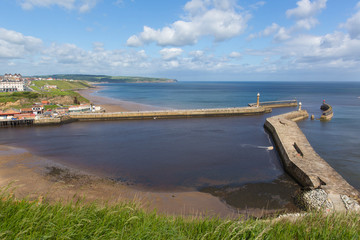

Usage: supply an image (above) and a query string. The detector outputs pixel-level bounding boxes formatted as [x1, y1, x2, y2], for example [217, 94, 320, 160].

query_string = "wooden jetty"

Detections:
[0, 119, 34, 127]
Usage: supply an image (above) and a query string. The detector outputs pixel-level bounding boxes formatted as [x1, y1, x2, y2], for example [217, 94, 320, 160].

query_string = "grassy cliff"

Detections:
[32, 74, 177, 83]
[0, 191, 359, 239]
[0, 80, 90, 110]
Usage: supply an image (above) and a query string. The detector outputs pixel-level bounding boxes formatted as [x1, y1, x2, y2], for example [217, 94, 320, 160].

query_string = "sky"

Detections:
[0, 0, 360, 81]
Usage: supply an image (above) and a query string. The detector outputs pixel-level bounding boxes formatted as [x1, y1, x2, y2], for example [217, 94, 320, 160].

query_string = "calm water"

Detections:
[95, 81, 360, 190]
[0, 81, 359, 211]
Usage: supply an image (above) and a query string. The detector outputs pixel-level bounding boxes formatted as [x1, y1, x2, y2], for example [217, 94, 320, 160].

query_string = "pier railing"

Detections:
[248, 99, 297, 108]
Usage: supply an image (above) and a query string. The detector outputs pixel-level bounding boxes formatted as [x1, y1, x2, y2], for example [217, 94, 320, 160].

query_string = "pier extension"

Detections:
[69, 107, 272, 121]
[265, 110, 360, 212]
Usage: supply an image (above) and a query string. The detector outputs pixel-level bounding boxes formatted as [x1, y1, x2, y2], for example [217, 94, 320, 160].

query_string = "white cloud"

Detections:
[286, 0, 327, 19]
[262, 23, 280, 37]
[341, 6, 360, 39]
[19, 0, 100, 12]
[0, 28, 42, 59]
[286, 0, 327, 30]
[127, 0, 249, 47]
[229, 51, 241, 58]
[249, 0, 327, 42]
[249, 1, 265, 10]
[160, 48, 183, 60]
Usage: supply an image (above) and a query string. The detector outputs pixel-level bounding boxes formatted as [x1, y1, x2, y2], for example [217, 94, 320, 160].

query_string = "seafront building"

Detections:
[0, 73, 26, 92]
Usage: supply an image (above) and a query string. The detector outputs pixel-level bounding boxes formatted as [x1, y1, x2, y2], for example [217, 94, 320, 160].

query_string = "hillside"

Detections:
[32, 74, 177, 83]
[0, 80, 91, 110]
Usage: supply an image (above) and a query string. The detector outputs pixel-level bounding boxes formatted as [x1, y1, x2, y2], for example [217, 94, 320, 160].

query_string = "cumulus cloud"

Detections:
[19, 0, 99, 12]
[249, 0, 327, 42]
[127, 0, 249, 47]
[0, 28, 42, 59]
[159, 48, 183, 60]
[286, 0, 327, 19]
[341, 5, 360, 39]
[286, 0, 327, 30]
[229, 51, 242, 58]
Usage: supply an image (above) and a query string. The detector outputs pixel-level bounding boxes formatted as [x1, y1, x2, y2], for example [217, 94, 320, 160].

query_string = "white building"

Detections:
[0, 73, 26, 92]
[0, 81, 25, 92]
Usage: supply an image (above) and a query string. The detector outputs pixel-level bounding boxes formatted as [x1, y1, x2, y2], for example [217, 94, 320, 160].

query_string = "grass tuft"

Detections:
[0, 189, 359, 239]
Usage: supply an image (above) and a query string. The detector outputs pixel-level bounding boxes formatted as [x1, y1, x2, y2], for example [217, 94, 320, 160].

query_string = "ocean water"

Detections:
[0, 81, 359, 211]
[95, 81, 360, 190]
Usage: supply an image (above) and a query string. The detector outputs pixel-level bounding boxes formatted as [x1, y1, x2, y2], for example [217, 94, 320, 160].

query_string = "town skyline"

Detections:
[1, 0, 360, 81]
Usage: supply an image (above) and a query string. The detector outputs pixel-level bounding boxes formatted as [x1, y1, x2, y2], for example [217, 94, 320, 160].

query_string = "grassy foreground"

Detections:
[0, 191, 359, 239]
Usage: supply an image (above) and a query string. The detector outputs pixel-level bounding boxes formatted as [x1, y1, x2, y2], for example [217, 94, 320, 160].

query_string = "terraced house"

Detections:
[0, 73, 26, 92]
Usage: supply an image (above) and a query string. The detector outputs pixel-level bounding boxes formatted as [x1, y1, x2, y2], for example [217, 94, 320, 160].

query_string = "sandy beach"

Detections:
[0, 85, 298, 219]
[78, 86, 169, 112]
[0, 145, 250, 218]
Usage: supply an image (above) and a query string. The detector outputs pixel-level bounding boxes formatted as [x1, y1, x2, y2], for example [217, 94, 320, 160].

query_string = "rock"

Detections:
[299, 189, 333, 212]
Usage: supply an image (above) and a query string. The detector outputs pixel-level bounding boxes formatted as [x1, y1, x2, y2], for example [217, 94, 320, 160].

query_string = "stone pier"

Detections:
[265, 110, 360, 212]
[69, 106, 272, 121]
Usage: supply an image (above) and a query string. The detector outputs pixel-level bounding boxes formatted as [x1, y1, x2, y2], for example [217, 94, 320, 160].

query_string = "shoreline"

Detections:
[77, 85, 170, 113]
[0, 143, 299, 219]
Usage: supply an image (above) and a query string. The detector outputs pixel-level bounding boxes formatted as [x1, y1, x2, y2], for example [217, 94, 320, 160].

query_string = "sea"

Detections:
[0, 81, 359, 211]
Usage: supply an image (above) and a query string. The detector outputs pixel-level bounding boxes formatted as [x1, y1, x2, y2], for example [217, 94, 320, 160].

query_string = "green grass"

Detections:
[32, 74, 177, 83]
[0, 92, 41, 103]
[31, 80, 91, 90]
[0, 190, 359, 239]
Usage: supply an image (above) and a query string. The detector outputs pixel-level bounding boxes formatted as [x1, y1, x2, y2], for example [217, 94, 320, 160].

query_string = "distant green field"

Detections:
[31, 80, 91, 90]
[32, 74, 177, 83]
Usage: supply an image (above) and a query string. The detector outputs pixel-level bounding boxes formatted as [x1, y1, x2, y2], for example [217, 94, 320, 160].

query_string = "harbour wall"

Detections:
[265, 110, 360, 212]
[69, 106, 272, 121]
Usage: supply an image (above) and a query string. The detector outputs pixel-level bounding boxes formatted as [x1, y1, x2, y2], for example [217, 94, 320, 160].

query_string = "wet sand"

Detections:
[0, 145, 241, 218]
[0, 144, 299, 219]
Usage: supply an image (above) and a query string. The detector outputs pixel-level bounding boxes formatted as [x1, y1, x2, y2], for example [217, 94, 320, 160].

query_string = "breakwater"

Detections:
[265, 110, 360, 212]
[69, 106, 272, 121]
[248, 99, 298, 108]
[0, 119, 34, 127]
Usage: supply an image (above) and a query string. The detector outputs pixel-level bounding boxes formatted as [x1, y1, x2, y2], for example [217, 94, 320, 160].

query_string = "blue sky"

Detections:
[0, 0, 360, 81]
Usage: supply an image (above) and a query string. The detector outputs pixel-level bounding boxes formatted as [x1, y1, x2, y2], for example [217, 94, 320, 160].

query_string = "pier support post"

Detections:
[256, 93, 260, 107]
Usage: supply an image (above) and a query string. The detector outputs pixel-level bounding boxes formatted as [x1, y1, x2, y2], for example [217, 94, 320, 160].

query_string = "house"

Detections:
[55, 107, 69, 114]
[41, 100, 50, 105]
[20, 108, 33, 114]
[0, 109, 21, 119]
[32, 105, 44, 115]
[44, 85, 58, 89]
[14, 113, 35, 120]
[68, 104, 92, 112]
[0, 73, 26, 92]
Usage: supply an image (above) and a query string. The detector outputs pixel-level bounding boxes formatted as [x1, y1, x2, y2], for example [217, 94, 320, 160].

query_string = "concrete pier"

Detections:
[69, 106, 272, 121]
[34, 116, 76, 125]
[265, 110, 360, 212]
[248, 99, 298, 108]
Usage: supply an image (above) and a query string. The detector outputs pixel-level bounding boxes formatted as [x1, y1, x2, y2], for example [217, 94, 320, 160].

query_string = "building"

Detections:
[32, 105, 44, 115]
[44, 85, 58, 89]
[0, 73, 26, 92]
[68, 104, 92, 112]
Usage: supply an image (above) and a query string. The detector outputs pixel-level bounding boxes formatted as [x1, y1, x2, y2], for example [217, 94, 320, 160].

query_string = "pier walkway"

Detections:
[265, 110, 360, 212]
[248, 99, 298, 108]
[69, 106, 272, 121]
